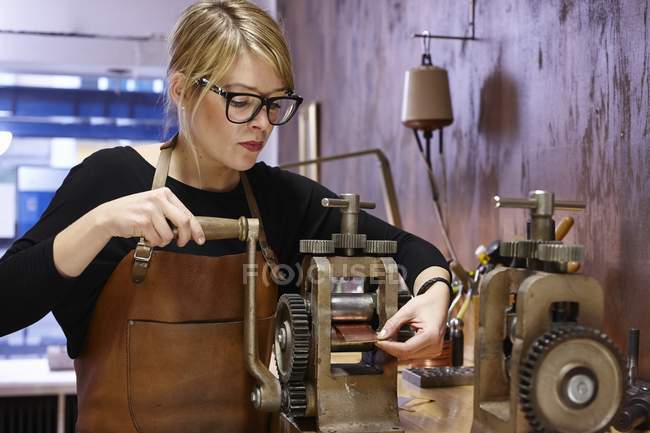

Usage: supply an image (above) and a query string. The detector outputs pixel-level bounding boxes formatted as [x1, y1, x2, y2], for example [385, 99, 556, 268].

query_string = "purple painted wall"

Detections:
[277, 0, 650, 376]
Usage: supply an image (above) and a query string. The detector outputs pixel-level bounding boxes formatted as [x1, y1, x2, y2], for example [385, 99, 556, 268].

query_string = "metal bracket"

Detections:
[412, 0, 476, 42]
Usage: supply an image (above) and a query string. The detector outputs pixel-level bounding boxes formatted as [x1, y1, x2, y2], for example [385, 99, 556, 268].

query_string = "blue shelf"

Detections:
[0, 86, 173, 140]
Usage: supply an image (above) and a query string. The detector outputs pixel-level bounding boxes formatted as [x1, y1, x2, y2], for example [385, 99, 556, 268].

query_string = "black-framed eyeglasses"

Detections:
[196, 78, 303, 126]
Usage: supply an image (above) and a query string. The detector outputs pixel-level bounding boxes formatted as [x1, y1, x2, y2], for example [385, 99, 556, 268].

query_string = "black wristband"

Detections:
[416, 277, 452, 299]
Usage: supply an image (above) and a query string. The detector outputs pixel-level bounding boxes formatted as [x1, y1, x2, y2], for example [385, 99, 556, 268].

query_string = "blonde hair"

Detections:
[165, 0, 294, 133]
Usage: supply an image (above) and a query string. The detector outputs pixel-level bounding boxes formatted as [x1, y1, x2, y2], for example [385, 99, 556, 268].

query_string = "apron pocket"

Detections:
[127, 318, 274, 433]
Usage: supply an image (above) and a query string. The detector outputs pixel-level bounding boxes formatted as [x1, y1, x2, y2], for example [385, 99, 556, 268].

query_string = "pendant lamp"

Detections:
[401, 56, 453, 131]
[401, 31, 457, 262]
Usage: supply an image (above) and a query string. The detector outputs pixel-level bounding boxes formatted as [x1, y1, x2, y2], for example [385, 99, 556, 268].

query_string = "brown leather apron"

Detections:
[74, 140, 279, 433]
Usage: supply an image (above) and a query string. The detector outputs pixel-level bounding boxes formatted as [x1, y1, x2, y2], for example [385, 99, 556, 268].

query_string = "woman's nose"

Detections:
[248, 105, 272, 130]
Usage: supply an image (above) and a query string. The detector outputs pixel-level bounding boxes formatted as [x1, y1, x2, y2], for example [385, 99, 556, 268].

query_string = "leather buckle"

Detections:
[133, 242, 153, 263]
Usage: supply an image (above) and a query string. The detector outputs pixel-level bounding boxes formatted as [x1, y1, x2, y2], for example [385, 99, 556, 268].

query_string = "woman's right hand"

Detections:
[94, 187, 205, 248]
[54, 187, 205, 279]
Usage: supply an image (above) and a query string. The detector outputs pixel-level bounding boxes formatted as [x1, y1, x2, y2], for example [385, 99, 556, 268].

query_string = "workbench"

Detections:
[396, 375, 473, 433]
[1, 358, 639, 433]
[394, 370, 643, 433]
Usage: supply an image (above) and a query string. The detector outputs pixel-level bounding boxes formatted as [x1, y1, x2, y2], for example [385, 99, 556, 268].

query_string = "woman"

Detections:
[0, 1, 451, 431]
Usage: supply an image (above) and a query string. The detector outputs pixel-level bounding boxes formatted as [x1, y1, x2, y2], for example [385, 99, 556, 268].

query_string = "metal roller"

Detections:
[331, 293, 375, 322]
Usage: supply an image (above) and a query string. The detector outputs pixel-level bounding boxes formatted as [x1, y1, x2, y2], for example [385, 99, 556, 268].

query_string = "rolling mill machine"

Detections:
[273, 193, 404, 433]
[471, 190, 626, 433]
[205, 191, 405, 433]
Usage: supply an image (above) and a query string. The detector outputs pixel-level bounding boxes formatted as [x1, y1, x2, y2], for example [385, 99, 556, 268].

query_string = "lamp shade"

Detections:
[401, 65, 453, 130]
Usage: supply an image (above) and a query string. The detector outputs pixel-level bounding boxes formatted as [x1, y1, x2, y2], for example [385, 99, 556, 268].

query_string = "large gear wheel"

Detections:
[500, 240, 563, 260]
[274, 294, 310, 384]
[299, 239, 335, 255]
[537, 243, 585, 262]
[332, 233, 366, 249]
[364, 240, 398, 255]
[519, 326, 625, 433]
[500, 241, 517, 258]
[281, 382, 307, 417]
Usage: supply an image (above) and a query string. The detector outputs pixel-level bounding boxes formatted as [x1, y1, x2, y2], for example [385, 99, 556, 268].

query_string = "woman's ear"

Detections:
[168, 72, 186, 108]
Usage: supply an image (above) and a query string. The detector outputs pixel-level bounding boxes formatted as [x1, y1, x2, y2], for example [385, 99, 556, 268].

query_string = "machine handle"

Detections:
[322, 194, 376, 239]
[172, 216, 248, 241]
[494, 197, 537, 209]
[494, 194, 586, 213]
[555, 201, 587, 211]
[243, 228, 281, 412]
[171, 216, 281, 411]
[322, 197, 376, 210]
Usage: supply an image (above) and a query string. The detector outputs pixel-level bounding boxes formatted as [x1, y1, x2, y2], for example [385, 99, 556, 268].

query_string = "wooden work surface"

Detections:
[395, 372, 643, 433]
[296, 353, 476, 433]
[396, 374, 474, 433]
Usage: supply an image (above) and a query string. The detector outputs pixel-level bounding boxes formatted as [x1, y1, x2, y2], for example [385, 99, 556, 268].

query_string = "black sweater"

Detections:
[0, 146, 448, 357]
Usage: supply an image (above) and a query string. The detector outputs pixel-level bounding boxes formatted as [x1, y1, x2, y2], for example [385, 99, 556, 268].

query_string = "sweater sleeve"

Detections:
[274, 168, 449, 294]
[0, 149, 125, 336]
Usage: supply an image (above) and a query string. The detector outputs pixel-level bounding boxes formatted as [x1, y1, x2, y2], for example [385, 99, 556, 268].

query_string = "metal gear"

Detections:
[332, 233, 366, 249]
[500, 241, 517, 257]
[299, 239, 335, 255]
[274, 294, 310, 384]
[515, 240, 540, 259]
[364, 240, 397, 255]
[537, 243, 585, 262]
[500, 240, 567, 260]
[519, 326, 625, 433]
[281, 382, 307, 418]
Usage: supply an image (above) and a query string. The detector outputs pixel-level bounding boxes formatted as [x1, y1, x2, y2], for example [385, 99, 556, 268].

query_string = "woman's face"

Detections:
[185, 51, 286, 171]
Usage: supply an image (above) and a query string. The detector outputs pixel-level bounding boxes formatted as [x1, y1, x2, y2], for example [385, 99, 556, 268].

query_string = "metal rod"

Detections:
[424, 130, 432, 168]
[412, 0, 476, 42]
[412, 34, 474, 41]
[413, 130, 459, 263]
[413, 129, 424, 154]
[298, 102, 321, 181]
[280, 149, 403, 229]
[555, 201, 587, 211]
[494, 197, 537, 209]
[628, 328, 640, 387]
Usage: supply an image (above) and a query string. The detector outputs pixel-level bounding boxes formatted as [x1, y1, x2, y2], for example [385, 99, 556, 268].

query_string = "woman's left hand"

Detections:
[374, 282, 449, 361]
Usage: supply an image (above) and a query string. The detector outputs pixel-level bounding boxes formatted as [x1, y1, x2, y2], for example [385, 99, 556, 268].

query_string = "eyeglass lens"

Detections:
[228, 94, 298, 125]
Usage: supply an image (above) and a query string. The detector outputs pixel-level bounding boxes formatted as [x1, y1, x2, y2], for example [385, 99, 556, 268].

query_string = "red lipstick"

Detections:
[239, 141, 264, 152]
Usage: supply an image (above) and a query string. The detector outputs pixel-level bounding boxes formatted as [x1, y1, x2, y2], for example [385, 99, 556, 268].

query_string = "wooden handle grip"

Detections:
[172, 216, 245, 241]
[555, 216, 575, 241]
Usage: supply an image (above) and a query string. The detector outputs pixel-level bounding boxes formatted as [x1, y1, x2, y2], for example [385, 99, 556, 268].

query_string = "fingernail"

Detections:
[377, 329, 387, 339]
[198, 236, 205, 245]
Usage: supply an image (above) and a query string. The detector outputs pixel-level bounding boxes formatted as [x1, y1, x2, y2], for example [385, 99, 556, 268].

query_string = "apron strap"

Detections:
[131, 134, 281, 283]
[132, 135, 176, 283]
[240, 172, 284, 282]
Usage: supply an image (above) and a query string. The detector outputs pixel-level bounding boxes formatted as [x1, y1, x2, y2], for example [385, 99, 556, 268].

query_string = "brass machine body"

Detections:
[471, 191, 625, 433]
[279, 193, 404, 433]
